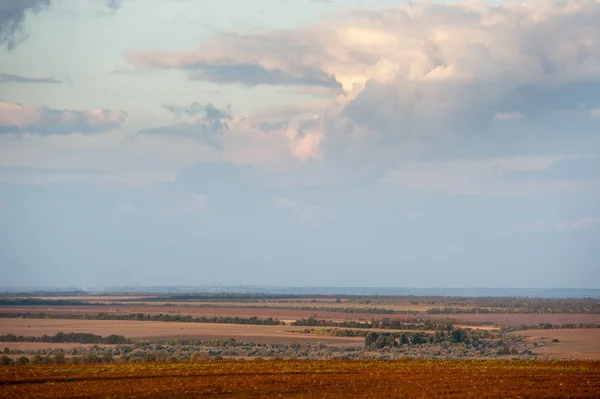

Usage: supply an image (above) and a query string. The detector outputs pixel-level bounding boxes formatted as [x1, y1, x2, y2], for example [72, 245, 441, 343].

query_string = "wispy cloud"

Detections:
[0, 73, 61, 84]
[0, 0, 51, 50]
[0, 101, 127, 135]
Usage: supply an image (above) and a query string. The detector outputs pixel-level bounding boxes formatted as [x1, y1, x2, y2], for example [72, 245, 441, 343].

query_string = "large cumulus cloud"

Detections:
[126, 0, 600, 147]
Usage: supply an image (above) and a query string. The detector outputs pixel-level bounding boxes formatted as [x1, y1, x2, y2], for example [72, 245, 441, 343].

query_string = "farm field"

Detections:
[4, 305, 600, 326]
[0, 318, 364, 346]
[509, 329, 600, 360]
[0, 305, 388, 321]
[1, 360, 599, 398]
[424, 313, 600, 327]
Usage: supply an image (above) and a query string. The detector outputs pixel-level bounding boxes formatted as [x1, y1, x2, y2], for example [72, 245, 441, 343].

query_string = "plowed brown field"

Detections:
[1, 360, 599, 398]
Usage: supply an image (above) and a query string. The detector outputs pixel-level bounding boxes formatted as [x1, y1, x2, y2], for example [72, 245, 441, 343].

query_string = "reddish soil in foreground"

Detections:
[1, 360, 599, 398]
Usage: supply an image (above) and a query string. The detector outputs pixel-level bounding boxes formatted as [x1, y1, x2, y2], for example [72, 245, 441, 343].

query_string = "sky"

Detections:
[0, 0, 599, 289]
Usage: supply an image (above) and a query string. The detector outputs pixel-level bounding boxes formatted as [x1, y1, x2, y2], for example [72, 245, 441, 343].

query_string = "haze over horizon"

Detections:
[1, 0, 599, 289]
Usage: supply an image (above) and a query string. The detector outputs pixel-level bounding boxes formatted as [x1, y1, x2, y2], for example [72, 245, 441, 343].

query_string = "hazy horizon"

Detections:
[1, 0, 599, 289]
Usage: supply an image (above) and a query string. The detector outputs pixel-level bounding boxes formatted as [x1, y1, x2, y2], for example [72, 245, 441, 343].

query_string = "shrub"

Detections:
[0, 355, 14, 365]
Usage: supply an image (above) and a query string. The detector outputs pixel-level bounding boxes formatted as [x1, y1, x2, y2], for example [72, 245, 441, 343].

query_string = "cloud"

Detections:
[142, 102, 324, 167]
[123, 0, 600, 164]
[591, 109, 600, 118]
[143, 103, 232, 147]
[126, 1, 600, 93]
[0, 129, 218, 185]
[104, 0, 123, 11]
[382, 155, 599, 196]
[0, 101, 127, 134]
[0, 73, 61, 84]
[163, 102, 232, 122]
[0, 0, 51, 50]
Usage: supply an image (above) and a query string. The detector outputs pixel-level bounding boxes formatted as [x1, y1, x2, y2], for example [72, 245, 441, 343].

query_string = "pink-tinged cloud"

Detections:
[0, 101, 127, 134]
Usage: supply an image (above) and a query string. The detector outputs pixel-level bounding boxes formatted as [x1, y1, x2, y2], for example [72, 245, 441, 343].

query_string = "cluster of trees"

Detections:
[292, 317, 455, 331]
[364, 328, 488, 350]
[0, 332, 130, 344]
[0, 312, 283, 326]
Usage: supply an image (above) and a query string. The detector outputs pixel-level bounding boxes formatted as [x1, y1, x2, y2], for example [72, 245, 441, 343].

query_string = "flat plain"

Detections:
[0, 318, 364, 346]
[1, 360, 599, 398]
[3, 305, 600, 326]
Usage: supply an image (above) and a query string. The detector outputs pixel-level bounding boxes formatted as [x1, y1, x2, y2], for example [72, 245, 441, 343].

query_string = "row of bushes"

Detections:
[0, 332, 130, 344]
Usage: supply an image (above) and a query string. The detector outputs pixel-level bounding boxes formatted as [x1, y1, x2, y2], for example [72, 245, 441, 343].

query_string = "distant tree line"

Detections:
[512, 323, 600, 331]
[0, 332, 130, 344]
[350, 296, 600, 314]
[0, 299, 111, 306]
[0, 312, 284, 326]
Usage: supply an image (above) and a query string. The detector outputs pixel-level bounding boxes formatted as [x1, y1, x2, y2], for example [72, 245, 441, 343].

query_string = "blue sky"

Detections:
[1, 0, 599, 289]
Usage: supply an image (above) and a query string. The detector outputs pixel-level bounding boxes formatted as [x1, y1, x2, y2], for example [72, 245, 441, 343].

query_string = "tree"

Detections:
[16, 357, 29, 365]
[0, 355, 13, 365]
[399, 333, 408, 346]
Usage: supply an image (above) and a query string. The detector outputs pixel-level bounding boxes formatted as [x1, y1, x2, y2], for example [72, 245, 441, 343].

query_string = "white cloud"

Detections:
[123, 0, 600, 167]
[590, 109, 600, 118]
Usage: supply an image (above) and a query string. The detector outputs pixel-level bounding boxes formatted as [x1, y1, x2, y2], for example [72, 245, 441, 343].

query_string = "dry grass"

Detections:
[509, 329, 600, 360]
